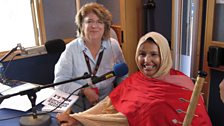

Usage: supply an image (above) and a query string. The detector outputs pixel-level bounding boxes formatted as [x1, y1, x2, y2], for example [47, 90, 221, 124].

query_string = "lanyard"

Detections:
[83, 50, 104, 76]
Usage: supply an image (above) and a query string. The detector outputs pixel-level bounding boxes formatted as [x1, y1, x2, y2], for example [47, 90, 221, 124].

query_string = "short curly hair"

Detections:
[75, 2, 112, 40]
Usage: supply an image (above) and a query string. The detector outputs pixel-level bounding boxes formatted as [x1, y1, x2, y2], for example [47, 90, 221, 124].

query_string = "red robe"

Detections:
[109, 70, 212, 126]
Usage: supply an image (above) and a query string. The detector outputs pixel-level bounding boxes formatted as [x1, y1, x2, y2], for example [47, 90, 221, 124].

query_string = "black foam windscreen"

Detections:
[45, 39, 66, 54]
[207, 46, 222, 67]
[221, 48, 224, 65]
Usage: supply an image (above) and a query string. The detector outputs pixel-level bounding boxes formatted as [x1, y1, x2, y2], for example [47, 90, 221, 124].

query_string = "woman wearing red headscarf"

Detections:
[57, 32, 212, 126]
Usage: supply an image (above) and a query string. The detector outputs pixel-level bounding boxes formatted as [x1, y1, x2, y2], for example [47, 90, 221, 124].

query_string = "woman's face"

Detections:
[137, 41, 161, 77]
[82, 12, 105, 41]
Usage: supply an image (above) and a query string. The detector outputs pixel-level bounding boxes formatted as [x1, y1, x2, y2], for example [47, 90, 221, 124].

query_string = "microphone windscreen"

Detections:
[45, 39, 66, 54]
[113, 63, 128, 77]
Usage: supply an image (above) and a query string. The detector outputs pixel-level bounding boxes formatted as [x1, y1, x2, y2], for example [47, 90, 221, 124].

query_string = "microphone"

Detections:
[0, 44, 21, 62]
[0, 72, 92, 126]
[20, 39, 66, 55]
[0, 63, 127, 125]
[91, 62, 128, 84]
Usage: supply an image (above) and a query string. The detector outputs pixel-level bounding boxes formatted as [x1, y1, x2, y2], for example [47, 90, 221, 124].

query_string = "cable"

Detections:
[0, 72, 91, 122]
[0, 85, 84, 122]
[46, 86, 82, 113]
[3, 53, 20, 76]
[0, 53, 21, 94]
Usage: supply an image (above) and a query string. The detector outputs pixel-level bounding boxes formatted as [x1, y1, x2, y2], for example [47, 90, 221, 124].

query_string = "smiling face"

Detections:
[82, 12, 105, 42]
[136, 32, 173, 78]
[136, 40, 161, 77]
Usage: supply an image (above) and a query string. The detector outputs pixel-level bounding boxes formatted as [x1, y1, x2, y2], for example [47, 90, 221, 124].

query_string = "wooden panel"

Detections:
[120, 0, 143, 74]
[111, 25, 122, 46]
[203, 0, 224, 107]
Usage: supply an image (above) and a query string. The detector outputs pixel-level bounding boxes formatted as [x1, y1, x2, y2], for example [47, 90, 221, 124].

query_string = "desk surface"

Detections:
[0, 80, 60, 125]
[0, 80, 64, 126]
[0, 108, 59, 126]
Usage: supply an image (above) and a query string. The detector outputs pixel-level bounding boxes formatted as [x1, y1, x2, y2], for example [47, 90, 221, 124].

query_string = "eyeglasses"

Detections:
[83, 19, 104, 26]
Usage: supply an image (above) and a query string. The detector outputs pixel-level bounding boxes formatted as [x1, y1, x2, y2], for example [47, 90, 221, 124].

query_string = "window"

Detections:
[0, 0, 36, 52]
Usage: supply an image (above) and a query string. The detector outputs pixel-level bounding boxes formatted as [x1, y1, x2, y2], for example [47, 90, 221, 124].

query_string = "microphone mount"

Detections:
[0, 72, 91, 126]
[0, 43, 22, 62]
[144, 0, 156, 9]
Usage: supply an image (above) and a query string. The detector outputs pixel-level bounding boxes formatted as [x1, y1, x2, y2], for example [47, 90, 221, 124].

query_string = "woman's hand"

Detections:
[83, 87, 99, 105]
[56, 112, 79, 126]
[219, 79, 224, 103]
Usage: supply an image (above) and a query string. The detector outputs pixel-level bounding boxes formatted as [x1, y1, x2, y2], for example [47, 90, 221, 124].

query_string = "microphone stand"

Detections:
[143, 0, 156, 33]
[0, 73, 91, 126]
[0, 44, 21, 84]
[0, 44, 21, 62]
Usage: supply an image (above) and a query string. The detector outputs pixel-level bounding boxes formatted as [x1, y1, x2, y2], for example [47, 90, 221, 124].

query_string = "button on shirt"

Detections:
[54, 37, 126, 100]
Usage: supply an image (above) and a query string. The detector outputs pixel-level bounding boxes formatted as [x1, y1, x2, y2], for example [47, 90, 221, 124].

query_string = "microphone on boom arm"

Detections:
[0, 63, 128, 126]
[0, 39, 66, 62]
[19, 39, 66, 55]
[0, 43, 21, 62]
[82, 62, 128, 88]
